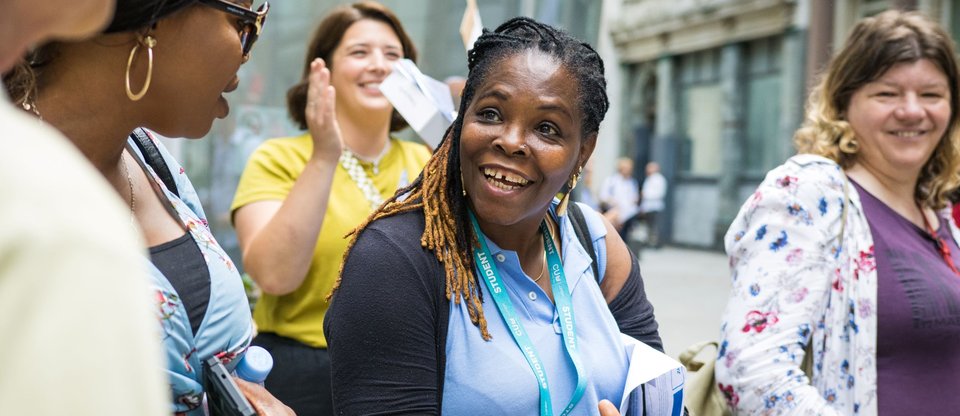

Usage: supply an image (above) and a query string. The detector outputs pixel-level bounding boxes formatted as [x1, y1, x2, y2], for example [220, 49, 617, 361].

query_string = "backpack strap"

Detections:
[567, 202, 602, 283]
[129, 128, 179, 198]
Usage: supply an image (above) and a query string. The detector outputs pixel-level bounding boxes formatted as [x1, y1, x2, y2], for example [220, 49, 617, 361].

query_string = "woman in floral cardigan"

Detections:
[717, 10, 960, 415]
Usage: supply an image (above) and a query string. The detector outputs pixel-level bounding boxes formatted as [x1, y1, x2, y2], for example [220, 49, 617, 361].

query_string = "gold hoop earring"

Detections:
[556, 166, 583, 217]
[125, 35, 157, 101]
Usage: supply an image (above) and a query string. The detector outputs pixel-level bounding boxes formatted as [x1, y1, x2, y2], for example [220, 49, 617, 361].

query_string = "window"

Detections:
[678, 48, 722, 175]
[744, 36, 783, 173]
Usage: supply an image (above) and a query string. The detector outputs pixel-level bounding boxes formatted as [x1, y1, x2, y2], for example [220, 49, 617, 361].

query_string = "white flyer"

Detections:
[618, 333, 685, 416]
[379, 59, 455, 148]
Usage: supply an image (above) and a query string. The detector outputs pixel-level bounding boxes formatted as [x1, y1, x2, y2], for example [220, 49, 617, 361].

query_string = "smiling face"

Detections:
[329, 18, 403, 122]
[459, 50, 596, 230]
[846, 59, 952, 179]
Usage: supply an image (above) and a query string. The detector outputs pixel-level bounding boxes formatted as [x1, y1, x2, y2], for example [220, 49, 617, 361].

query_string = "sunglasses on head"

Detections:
[197, 0, 270, 58]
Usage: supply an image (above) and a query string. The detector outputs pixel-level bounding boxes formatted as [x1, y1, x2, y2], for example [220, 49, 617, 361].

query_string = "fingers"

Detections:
[598, 399, 621, 416]
[305, 58, 343, 160]
[305, 58, 331, 124]
[324, 84, 336, 126]
[233, 378, 297, 416]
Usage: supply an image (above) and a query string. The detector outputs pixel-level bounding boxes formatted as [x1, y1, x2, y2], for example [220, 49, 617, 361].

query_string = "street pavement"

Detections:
[637, 246, 731, 359]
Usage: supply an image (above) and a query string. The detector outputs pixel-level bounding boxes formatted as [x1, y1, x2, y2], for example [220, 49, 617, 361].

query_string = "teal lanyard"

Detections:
[469, 212, 587, 416]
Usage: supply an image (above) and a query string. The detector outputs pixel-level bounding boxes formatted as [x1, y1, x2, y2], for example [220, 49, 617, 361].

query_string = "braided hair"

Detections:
[332, 16, 609, 340]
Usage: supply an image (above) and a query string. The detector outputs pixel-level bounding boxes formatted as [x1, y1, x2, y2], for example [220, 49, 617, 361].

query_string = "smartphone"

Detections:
[202, 356, 257, 416]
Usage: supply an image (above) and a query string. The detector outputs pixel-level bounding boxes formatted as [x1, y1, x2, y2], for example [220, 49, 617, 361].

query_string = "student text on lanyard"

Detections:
[469, 212, 587, 416]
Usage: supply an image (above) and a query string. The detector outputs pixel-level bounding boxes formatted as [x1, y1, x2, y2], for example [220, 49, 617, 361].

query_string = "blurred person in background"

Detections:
[3, 0, 297, 414]
[600, 157, 640, 234]
[231, 1, 430, 414]
[325, 17, 661, 415]
[0, 0, 167, 414]
[717, 10, 960, 415]
[637, 161, 666, 248]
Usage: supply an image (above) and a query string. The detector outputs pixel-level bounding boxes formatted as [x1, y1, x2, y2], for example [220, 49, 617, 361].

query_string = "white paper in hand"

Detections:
[618, 333, 685, 416]
[379, 59, 455, 148]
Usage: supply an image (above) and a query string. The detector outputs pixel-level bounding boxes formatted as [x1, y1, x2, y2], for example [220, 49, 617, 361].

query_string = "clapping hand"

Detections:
[304, 58, 342, 162]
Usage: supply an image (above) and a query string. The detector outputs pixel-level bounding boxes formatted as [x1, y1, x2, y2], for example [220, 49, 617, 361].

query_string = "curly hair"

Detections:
[331, 16, 608, 340]
[794, 10, 960, 208]
[285, 1, 417, 132]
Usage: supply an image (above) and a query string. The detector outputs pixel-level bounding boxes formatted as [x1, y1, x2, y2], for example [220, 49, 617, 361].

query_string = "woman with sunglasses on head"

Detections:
[230, 2, 428, 414]
[3, 1, 302, 414]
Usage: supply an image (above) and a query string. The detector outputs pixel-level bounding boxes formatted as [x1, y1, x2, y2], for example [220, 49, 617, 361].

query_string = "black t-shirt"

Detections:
[150, 233, 210, 336]
[324, 209, 661, 414]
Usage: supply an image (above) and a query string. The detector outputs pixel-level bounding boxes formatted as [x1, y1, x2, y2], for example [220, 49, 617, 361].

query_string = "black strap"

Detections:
[567, 202, 602, 282]
[130, 128, 179, 198]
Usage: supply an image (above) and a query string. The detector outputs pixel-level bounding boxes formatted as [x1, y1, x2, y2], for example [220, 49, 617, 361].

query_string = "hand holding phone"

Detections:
[203, 356, 257, 416]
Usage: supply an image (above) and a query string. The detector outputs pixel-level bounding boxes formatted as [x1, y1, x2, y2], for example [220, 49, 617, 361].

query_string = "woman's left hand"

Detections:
[234, 378, 297, 415]
[599, 399, 621, 416]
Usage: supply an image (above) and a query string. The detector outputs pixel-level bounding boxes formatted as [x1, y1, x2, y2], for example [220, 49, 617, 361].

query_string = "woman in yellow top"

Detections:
[231, 2, 430, 414]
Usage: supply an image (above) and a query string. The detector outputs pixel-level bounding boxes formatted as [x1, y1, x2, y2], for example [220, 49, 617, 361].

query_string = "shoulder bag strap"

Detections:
[130, 128, 179, 198]
[567, 203, 602, 283]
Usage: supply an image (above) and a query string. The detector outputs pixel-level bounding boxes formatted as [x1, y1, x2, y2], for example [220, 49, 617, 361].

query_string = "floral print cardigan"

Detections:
[716, 154, 960, 415]
[129, 131, 254, 415]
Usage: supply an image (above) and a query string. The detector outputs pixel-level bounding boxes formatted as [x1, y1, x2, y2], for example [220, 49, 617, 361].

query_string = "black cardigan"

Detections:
[324, 209, 662, 415]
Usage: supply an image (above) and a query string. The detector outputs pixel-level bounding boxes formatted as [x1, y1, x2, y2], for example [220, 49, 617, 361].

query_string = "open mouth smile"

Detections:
[481, 167, 531, 191]
[889, 130, 926, 138]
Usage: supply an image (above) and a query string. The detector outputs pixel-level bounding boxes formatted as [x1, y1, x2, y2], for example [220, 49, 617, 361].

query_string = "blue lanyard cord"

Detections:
[541, 221, 588, 415]
[468, 212, 586, 416]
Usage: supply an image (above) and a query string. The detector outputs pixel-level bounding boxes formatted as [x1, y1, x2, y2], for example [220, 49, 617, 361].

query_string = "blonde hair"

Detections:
[794, 10, 960, 208]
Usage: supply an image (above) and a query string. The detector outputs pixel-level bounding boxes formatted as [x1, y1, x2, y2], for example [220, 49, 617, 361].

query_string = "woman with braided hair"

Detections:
[325, 17, 662, 415]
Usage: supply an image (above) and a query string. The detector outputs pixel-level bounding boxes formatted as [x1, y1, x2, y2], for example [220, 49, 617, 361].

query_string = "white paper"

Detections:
[379, 59, 455, 148]
[459, 0, 483, 51]
[618, 333, 685, 416]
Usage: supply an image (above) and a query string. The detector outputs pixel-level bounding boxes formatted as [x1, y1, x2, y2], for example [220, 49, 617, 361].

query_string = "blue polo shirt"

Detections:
[442, 209, 629, 415]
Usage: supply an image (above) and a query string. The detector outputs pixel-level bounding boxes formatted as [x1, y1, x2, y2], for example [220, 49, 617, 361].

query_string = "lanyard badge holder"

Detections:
[469, 212, 587, 415]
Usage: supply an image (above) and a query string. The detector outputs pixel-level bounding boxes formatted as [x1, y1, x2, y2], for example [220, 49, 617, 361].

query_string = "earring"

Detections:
[125, 35, 157, 101]
[555, 166, 583, 217]
[460, 170, 467, 197]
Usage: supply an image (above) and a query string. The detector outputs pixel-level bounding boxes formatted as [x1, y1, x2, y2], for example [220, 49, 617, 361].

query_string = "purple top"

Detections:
[853, 179, 960, 414]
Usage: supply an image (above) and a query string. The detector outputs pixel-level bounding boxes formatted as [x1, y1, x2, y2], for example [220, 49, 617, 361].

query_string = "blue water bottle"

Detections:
[235, 346, 273, 386]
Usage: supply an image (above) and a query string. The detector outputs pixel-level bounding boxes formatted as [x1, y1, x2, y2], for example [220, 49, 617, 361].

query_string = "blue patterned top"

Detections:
[129, 131, 254, 414]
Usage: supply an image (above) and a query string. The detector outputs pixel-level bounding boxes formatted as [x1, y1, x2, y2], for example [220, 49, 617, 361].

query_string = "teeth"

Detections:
[482, 167, 530, 186]
[489, 179, 519, 191]
[893, 131, 922, 137]
[362, 83, 380, 88]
